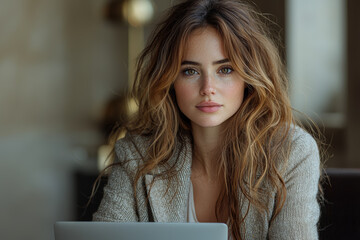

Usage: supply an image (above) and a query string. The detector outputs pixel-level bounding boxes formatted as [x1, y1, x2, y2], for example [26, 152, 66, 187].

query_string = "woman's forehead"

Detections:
[181, 27, 227, 59]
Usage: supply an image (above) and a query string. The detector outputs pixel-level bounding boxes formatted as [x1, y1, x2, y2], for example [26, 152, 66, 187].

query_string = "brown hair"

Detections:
[99, 0, 321, 239]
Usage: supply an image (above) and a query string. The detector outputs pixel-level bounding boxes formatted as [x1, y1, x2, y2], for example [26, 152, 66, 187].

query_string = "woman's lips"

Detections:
[196, 101, 223, 113]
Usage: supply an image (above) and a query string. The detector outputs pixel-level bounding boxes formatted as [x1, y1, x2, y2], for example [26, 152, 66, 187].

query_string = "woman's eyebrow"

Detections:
[181, 58, 230, 66]
[181, 60, 200, 66]
[213, 58, 229, 64]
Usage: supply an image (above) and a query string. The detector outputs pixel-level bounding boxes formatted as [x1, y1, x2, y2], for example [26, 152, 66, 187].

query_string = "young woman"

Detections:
[93, 0, 322, 239]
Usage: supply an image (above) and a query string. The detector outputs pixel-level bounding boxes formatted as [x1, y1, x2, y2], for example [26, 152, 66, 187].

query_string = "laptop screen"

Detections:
[54, 222, 228, 240]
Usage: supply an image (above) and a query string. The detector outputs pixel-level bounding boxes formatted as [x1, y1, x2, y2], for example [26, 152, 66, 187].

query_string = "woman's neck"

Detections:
[191, 124, 224, 179]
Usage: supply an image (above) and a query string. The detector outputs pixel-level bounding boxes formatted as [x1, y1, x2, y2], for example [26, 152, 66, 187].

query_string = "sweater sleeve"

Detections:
[268, 129, 321, 240]
[92, 140, 138, 222]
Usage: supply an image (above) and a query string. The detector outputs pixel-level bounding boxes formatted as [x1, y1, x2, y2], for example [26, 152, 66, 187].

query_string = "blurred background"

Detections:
[0, 0, 359, 239]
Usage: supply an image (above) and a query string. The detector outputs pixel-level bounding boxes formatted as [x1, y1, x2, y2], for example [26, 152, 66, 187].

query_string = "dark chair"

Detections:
[319, 168, 360, 240]
[75, 170, 107, 221]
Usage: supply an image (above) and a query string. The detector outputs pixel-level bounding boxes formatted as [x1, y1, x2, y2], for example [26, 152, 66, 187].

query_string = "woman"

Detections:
[93, 0, 321, 239]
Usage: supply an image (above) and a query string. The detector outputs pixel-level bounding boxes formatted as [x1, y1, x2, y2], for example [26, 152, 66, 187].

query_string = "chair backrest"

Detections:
[319, 168, 360, 240]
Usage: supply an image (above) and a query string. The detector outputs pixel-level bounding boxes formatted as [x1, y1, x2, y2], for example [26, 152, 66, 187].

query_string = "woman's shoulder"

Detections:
[288, 125, 318, 154]
[113, 131, 192, 172]
[115, 132, 152, 152]
[284, 125, 320, 175]
[113, 132, 152, 169]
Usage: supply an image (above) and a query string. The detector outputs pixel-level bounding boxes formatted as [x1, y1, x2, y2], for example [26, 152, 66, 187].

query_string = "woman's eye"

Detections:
[183, 69, 198, 76]
[219, 67, 233, 74]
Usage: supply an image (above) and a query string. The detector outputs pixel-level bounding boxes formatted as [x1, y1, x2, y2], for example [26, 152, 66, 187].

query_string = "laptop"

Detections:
[54, 221, 228, 240]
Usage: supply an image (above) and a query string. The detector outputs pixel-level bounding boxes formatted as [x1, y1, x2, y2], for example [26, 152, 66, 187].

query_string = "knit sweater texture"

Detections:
[93, 127, 320, 240]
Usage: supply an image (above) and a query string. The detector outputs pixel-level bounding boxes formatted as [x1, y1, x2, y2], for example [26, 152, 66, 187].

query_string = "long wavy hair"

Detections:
[99, 0, 316, 239]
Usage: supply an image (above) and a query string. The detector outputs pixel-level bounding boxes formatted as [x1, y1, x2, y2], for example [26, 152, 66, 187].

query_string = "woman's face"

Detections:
[174, 27, 246, 129]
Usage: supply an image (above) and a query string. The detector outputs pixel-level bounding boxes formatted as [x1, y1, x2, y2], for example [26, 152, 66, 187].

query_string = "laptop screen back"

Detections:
[54, 222, 228, 240]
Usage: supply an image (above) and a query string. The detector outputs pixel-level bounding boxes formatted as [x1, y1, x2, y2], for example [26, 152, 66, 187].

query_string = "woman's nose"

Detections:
[199, 75, 216, 96]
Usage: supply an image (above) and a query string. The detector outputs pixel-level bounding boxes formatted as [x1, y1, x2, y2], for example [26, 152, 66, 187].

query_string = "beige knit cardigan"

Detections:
[93, 127, 320, 240]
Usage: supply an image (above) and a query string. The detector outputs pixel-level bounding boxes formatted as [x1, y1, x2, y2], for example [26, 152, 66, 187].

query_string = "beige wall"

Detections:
[0, 0, 128, 134]
[0, 0, 128, 239]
